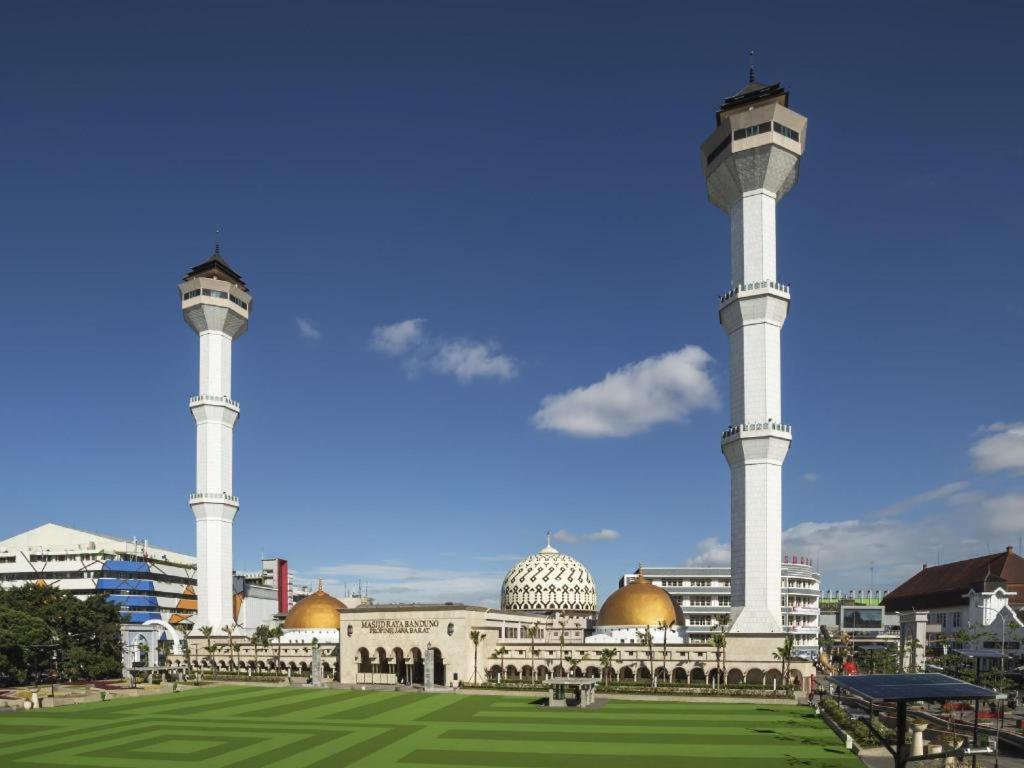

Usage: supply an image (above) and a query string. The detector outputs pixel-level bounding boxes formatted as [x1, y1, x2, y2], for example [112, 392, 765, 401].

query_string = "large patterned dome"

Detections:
[501, 536, 597, 614]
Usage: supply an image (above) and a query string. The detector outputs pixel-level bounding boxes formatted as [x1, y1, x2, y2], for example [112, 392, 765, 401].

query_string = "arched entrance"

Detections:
[690, 667, 706, 685]
[393, 648, 407, 683]
[409, 647, 424, 685]
[430, 647, 445, 686]
[727, 668, 744, 685]
[747, 668, 764, 686]
[673, 667, 687, 683]
[356, 648, 371, 673]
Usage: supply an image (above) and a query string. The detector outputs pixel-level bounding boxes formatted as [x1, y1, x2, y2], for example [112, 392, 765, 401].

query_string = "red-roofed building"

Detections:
[882, 547, 1024, 664]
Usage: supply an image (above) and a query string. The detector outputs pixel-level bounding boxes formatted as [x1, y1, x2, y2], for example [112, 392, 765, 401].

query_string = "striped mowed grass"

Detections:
[0, 686, 861, 767]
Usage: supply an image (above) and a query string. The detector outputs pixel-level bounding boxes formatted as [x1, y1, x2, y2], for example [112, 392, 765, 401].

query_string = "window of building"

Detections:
[733, 122, 771, 141]
[951, 613, 961, 628]
[690, 597, 711, 606]
[772, 122, 800, 141]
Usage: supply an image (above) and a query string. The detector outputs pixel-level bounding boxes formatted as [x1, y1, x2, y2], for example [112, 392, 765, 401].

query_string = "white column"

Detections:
[190, 331, 239, 633]
[722, 187, 787, 634]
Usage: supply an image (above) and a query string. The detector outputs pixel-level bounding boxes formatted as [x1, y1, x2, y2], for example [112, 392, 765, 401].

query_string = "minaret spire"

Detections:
[701, 72, 807, 635]
[179, 245, 252, 634]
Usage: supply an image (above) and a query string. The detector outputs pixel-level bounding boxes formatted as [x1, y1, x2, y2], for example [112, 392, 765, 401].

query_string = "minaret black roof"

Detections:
[717, 81, 788, 123]
[184, 244, 247, 290]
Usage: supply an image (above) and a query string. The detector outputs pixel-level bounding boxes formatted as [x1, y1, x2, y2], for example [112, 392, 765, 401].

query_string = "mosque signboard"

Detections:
[361, 619, 440, 634]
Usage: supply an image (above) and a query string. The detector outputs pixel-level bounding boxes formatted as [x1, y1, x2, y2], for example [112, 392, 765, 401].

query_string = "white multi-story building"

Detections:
[621, 560, 820, 650]
[701, 75, 807, 634]
[0, 523, 198, 628]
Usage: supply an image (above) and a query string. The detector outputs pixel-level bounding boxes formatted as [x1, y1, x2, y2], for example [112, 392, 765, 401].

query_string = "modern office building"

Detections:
[0, 523, 198, 626]
[621, 559, 820, 649]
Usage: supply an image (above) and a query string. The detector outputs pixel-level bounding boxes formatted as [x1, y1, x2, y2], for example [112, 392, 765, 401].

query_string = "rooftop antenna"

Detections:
[748, 50, 755, 83]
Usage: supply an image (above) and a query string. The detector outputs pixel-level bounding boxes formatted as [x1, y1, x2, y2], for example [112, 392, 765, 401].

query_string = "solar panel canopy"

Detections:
[827, 673, 995, 702]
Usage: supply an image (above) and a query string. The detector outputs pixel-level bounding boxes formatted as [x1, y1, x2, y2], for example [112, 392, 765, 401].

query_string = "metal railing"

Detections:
[189, 492, 239, 504]
[189, 395, 240, 409]
[721, 422, 793, 439]
[719, 280, 790, 303]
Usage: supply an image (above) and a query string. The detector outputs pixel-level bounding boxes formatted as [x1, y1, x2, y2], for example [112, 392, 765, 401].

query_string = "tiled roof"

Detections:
[882, 548, 1024, 612]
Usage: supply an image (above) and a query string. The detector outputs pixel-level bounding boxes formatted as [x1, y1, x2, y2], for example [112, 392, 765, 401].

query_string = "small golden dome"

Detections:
[283, 581, 347, 630]
[597, 573, 684, 627]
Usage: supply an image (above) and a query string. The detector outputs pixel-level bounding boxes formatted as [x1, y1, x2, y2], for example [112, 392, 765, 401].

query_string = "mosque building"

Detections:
[165, 68, 817, 689]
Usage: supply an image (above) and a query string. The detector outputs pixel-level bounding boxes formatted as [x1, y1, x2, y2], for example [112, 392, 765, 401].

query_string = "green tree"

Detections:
[199, 626, 217, 678]
[251, 625, 271, 674]
[269, 625, 285, 676]
[221, 624, 237, 671]
[489, 646, 508, 683]
[773, 634, 795, 685]
[469, 630, 482, 684]
[558, 619, 567, 674]
[657, 620, 674, 686]
[0, 584, 121, 682]
[638, 626, 656, 689]
[525, 626, 539, 682]
[597, 647, 619, 689]
[0, 606, 52, 685]
[710, 627, 727, 687]
[564, 652, 585, 677]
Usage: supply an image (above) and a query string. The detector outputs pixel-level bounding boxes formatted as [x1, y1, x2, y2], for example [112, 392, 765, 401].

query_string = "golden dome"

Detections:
[597, 574, 685, 627]
[283, 582, 347, 630]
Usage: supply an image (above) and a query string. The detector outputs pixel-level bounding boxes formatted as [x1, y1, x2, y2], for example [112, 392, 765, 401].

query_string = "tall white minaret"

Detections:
[701, 73, 807, 634]
[179, 246, 251, 633]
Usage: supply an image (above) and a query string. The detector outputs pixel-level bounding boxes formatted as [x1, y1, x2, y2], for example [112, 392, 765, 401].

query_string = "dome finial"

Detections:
[748, 50, 755, 84]
[546, 530, 551, 548]
[317, 577, 324, 593]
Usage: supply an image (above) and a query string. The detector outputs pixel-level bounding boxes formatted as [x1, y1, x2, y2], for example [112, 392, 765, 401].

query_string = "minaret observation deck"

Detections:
[701, 78, 807, 634]
[178, 246, 251, 633]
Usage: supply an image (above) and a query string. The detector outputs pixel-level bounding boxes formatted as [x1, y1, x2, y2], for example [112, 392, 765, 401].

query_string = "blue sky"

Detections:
[1, 1, 1023, 605]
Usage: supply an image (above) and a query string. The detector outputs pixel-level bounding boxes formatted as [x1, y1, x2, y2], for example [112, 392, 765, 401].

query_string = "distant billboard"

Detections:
[841, 605, 883, 631]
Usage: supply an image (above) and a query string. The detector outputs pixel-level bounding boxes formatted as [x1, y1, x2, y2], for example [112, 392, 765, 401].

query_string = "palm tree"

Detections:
[469, 630, 482, 684]
[710, 627, 728, 688]
[638, 626, 656, 689]
[251, 625, 270, 674]
[526, 626, 539, 682]
[657, 620, 674, 686]
[773, 634, 795, 686]
[268, 626, 285, 677]
[489, 646, 508, 683]
[221, 624, 236, 672]
[564, 652, 585, 677]
[199, 626, 216, 679]
[597, 648, 619, 688]
[558, 619, 567, 674]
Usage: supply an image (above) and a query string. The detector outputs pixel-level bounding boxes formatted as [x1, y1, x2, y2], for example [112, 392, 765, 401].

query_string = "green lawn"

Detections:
[0, 686, 861, 767]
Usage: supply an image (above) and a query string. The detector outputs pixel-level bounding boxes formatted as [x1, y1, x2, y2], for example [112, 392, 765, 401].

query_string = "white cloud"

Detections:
[802, 473, 819, 484]
[871, 481, 969, 519]
[314, 562, 502, 607]
[370, 319, 425, 356]
[296, 318, 321, 340]
[532, 346, 718, 438]
[552, 528, 621, 544]
[684, 487, 1024, 588]
[970, 422, 1024, 474]
[432, 340, 517, 382]
[685, 537, 731, 566]
[370, 319, 516, 382]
